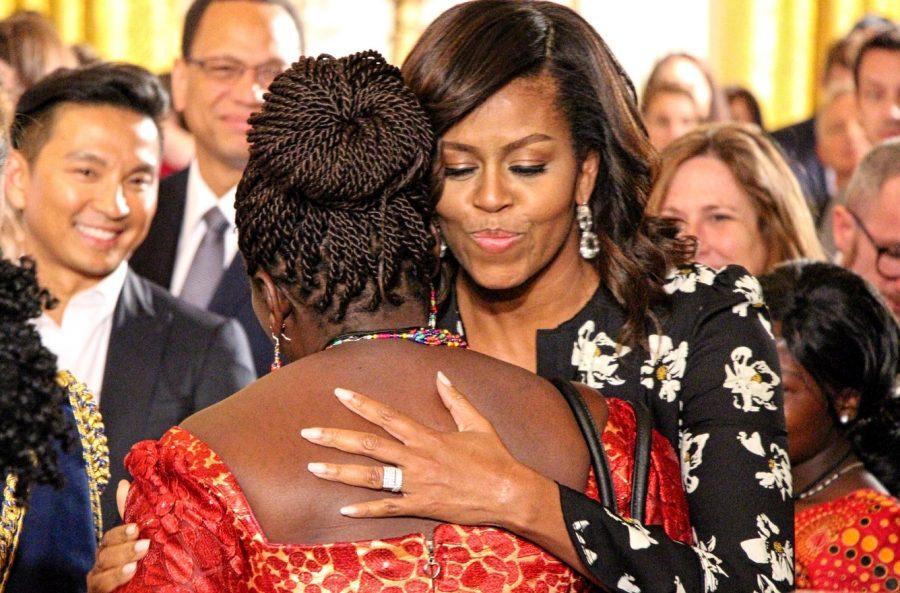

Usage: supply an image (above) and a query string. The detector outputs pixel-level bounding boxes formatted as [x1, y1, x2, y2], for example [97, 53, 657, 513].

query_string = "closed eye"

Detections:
[444, 166, 477, 179]
[509, 164, 546, 177]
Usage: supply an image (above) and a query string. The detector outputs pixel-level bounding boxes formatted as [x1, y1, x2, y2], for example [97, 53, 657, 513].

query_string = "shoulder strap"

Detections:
[549, 379, 617, 511]
[629, 400, 652, 524]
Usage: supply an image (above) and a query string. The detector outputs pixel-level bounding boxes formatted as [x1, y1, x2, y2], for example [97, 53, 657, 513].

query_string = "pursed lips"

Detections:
[469, 229, 524, 254]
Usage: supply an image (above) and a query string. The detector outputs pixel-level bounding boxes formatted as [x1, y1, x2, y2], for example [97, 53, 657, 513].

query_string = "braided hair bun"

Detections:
[248, 51, 433, 210]
[236, 51, 437, 320]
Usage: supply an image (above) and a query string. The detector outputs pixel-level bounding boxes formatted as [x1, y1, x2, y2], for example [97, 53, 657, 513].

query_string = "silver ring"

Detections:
[382, 466, 403, 493]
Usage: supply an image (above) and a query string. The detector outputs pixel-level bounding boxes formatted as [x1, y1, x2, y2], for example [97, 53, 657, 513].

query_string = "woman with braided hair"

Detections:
[113, 50, 691, 592]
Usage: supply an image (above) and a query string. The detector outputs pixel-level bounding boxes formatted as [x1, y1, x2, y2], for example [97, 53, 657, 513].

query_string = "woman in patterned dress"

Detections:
[109, 50, 692, 593]
[301, 2, 794, 593]
[760, 261, 899, 592]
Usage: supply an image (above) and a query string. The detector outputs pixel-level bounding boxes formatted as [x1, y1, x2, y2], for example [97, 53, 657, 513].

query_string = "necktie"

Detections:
[180, 207, 229, 308]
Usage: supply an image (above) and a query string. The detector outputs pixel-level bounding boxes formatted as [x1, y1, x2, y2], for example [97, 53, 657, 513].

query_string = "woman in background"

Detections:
[643, 52, 730, 122]
[725, 85, 764, 129]
[0, 11, 76, 103]
[641, 82, 702, 151]
[760, 261, 898, 592]
[648, 123, 825, 275]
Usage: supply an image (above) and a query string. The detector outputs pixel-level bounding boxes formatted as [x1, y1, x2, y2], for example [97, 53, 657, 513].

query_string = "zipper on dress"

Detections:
[423, 537, 441, 587]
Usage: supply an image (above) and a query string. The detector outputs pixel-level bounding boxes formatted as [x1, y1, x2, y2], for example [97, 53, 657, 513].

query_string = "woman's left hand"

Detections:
[300, 372, 555, 531]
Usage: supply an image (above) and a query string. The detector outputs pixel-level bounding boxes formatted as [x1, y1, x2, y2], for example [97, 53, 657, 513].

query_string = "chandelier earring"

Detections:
[270, 323, 292, 372]
[577, 203, 599, 260]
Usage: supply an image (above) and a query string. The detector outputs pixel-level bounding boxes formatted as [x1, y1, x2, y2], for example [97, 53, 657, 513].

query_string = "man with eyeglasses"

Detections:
[832, 140, 900, 318]
[130, 0, 303, 376]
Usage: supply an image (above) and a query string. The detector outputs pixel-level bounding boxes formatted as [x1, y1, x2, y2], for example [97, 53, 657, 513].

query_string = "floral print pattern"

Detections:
[740, 514, 794, 587]
[737, 432, 792, 500]
[724, 347, 780, 412]
[572, 321, 631, 388]
[546, 264, 793, 592]
[640, 335, 689, 403]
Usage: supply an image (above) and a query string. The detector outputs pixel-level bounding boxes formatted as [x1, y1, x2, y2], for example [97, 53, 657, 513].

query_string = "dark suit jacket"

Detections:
[99, 269, 255, 528]
[771, 117, 830, 222]
[130, 168, 272, 376]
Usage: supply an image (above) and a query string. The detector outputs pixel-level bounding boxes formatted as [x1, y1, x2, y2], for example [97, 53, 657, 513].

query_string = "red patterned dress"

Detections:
[795, 489, 900, 592]
[116, 398, 691, 593]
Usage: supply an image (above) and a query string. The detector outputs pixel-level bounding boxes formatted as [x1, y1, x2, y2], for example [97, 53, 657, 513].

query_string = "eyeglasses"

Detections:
[186, 57, 286, 87]
[847, 208, 900, 279]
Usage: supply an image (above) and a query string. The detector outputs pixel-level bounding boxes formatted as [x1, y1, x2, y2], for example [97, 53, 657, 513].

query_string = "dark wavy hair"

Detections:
[401, 0, 692, 346]
[0, 254, 73, 502]
[11, 61, 168, 163]
[760, 261, 900, 494]
[236, 51, 436, 322]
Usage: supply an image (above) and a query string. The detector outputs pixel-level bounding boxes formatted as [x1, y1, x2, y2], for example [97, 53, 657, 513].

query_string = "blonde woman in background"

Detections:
[648, 123, 826, 276]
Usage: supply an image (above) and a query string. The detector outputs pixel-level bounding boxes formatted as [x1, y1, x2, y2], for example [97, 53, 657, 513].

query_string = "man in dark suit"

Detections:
[5, 63, 256, 531]
[771, 36, 855, 222]
[129, 0, 304, 376]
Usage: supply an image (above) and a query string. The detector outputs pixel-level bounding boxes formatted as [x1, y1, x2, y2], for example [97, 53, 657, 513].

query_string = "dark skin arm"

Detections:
[86, 481, 147, 593]
[302, 373, 599, 585]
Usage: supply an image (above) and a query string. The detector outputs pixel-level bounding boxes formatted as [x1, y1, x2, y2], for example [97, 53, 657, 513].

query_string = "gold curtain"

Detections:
[711, 0, 900, 131]
[0, 0, 187, 73]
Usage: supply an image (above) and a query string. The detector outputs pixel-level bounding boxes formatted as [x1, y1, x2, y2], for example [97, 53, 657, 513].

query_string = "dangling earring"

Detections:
[270, 323, 292, 372]
[437, 228, 448, 259]
[577, 203, 599, 259]
[839, 411, 851, 425]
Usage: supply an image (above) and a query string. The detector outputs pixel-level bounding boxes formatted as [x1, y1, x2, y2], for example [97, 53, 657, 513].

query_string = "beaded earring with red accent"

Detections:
[270, 323, 292, 371]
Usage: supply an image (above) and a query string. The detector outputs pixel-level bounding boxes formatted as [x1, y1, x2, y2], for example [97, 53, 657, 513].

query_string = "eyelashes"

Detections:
[443, 164, 548, 179]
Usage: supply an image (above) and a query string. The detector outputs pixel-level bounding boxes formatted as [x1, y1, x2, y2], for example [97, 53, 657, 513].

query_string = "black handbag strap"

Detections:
[629, 400, 652, 524]
[551, 379, 653, 523]
[550, 379, 617, 511]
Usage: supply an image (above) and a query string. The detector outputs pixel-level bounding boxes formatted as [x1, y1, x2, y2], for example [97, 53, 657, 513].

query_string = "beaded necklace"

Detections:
[793, 449, 863, 501]
[325, 290, 468, 350]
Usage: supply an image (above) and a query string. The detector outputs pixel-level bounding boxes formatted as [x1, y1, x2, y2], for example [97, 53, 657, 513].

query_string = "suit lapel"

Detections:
[100, 270, 169, 459]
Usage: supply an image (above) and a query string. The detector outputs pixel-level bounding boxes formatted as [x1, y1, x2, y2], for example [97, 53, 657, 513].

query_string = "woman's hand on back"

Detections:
[301, 372, 556, 531]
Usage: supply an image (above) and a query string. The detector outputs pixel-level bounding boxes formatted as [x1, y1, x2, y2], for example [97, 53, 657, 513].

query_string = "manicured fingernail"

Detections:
[300, 428, 322, 440]
[125, 523, 137, 536]
[340, 505, 358, 516]
[334, 388, 354, 402]
[135, 539, 150, 552]
[437, 371, 452, 386]
[123, 562, 137, 575]
[307, 462, 328, 475]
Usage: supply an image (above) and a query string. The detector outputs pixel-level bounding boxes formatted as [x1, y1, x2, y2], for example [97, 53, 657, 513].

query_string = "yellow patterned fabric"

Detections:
[58, 370, 110, 544]
[0, 371, 109, 590]
[0, 475, 24, 590]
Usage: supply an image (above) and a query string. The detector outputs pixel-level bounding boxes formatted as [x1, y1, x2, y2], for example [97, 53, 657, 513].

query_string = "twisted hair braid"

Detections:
[236, 51, 436, 320]
[0, 255, 73, 502]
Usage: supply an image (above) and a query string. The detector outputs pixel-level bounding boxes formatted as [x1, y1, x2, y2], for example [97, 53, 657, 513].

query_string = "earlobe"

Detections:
[576, 152, 600, 206]
[5, 150, 30, 211]
[831, 205, 854, 259]
[834, 388, 861, 424]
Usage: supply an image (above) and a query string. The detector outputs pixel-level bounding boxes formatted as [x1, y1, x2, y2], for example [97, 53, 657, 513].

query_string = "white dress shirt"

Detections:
[34, 261, 129, 404]
[169, 162, 239, 296]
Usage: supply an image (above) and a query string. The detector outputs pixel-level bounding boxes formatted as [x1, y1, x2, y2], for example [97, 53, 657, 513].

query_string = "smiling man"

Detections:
[5, 63, 255, 532]
[130, 0, 303, 376]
